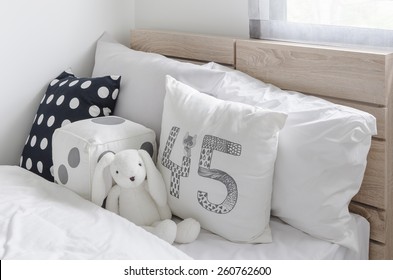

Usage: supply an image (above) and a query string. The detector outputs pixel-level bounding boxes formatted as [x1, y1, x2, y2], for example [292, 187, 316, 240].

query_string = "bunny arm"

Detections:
[106, 185, 121, 215]
[138, 150, 167, 207]
[92, 152, 115, 206]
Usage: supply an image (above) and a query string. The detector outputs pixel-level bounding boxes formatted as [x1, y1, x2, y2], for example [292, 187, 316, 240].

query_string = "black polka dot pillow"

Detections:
[20, 69, 121, 181]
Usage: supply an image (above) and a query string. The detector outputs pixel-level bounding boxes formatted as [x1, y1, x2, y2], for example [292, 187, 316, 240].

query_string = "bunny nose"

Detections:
[130, 176, 135, 182]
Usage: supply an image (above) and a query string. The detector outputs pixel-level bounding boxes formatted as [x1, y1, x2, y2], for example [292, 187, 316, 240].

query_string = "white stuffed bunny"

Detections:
[92, 149, 200, 244]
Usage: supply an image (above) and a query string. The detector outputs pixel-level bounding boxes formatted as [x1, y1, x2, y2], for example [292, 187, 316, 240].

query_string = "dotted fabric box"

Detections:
[52, 116, 156, 201]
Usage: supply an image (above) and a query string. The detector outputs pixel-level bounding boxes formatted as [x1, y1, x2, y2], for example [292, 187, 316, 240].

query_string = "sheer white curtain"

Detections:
[249, 0, 393, 47]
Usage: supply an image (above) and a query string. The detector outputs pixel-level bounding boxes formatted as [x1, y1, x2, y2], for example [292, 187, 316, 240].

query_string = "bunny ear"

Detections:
[138, 149, 167, 207]
[92, 152, 115, 206]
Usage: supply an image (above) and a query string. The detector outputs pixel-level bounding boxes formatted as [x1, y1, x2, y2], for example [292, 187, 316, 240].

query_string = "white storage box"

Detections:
[52, 116, 156, 201]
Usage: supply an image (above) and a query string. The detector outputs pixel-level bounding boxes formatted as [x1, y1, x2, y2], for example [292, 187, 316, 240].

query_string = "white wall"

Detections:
[0, 0, 135, 165]
[134, 0, 249, 38]
[0, 0, 249, 165]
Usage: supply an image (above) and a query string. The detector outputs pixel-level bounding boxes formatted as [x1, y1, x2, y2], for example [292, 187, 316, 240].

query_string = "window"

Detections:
[249, 0, 393, 47]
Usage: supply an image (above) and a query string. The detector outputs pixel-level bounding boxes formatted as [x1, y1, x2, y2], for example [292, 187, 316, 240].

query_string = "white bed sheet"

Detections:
[0, 165, 369, 260]
[0, 166, 189, 260]
[174, 215, 369, 260]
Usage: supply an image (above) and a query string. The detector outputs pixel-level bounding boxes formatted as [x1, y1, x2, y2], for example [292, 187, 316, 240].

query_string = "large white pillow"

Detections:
[157, 76, 287, 243]
[203, 62, 377, 251]
[92, 34, 225, 140]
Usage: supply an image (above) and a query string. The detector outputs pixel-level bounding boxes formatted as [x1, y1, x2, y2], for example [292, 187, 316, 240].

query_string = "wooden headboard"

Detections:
[130, 29, 393, 260]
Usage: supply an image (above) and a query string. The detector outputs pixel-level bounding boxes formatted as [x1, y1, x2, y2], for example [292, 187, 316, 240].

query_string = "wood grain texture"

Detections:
[383, 54, 393, 259]
[370, 241, 386, 260]
[236, 39, 388, 106]
[349, 202, 386, 243]
[131, 29, 235, 65]
[130, 29, 393, 259]
[353, 140, 386, 209]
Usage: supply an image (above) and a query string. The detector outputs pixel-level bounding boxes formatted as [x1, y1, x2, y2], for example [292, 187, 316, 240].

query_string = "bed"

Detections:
[0, 166, 189, 260]
[127, 29, 393, 260]
[1, 29, 392, 260]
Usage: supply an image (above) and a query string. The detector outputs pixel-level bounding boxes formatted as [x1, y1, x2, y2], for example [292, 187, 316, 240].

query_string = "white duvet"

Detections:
[0, 166, 189, 260]
[0, 165, 369, 260]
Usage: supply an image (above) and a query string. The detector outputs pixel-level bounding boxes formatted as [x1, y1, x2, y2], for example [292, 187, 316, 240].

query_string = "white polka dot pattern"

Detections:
[47, 116, 55, 127]
[50, 79, 59, 86]
[46, 94, 54, 104]
[37, 161, 43, 173]
[40, 138, 48, 150]
[112, 89, 119, 100]
[62, 119, 71, 127]
[69, 98, 80, 109]
[30, 136, 37, 147]
[56, 95, 65, 106]
[59, 80, 68, 87]
[81, 81, 91, 89]
[89, 105, 100, 117]
[98, 86, 109, 98]
[40, 95, 46, 104]
[103, 107, 111, 116]
[37, 114, 44, 125]
[26, 158, 32, 170]
[20, 70, 121, 181]
[69, 80, 79, 87]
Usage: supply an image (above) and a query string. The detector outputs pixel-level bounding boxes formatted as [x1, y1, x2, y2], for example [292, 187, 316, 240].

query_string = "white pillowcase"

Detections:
[203, 62, 377, 251]
[92, 34, 225, 140]
[157, 76, 287, 243]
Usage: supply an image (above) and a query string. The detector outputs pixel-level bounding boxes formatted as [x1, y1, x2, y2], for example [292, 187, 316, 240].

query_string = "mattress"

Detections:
[174, 215, 370, 260]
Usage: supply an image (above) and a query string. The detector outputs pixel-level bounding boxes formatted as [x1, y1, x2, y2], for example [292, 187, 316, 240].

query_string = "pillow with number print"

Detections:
[157, 76, 287, 243]
[20, 69, 121, 182]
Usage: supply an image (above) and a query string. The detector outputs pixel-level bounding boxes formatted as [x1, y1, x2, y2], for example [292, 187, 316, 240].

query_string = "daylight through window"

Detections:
[249, 0, 393, 47]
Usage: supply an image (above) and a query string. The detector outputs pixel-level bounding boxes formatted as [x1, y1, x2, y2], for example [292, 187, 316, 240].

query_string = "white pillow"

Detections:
[203, 62, 377, 251]
[92, 34, 225, 140]
[157, 76, 287, 243]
